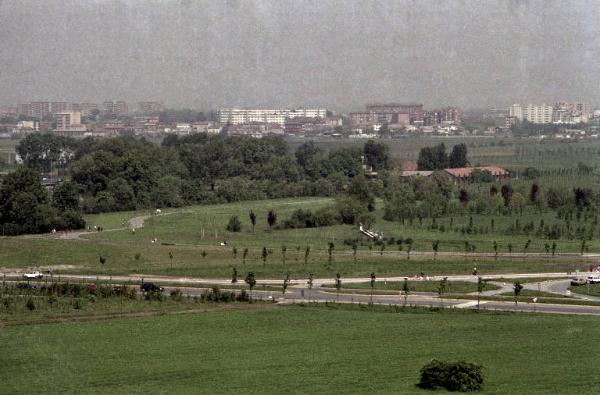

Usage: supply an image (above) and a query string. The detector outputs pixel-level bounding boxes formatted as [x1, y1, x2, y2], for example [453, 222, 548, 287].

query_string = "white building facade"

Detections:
[219, 108, 327, 125]
[509, 104, 553, 124]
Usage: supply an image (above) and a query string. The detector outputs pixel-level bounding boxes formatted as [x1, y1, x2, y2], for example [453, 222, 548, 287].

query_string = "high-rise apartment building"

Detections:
[351, 103, 424, 127]
[103, 100, 129, 116]
[55, 111, 82, 130]
[509, 104, 553, 124]
[71, 103, 99, 117]
[50, 102, 70, 114]
[18, 103, 32, 117]
[30, 102, 52, 119]
[365, 103, 424, 124]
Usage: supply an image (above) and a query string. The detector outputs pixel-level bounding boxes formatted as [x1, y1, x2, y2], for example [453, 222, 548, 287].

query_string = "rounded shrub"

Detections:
[418, 360, 483, 392]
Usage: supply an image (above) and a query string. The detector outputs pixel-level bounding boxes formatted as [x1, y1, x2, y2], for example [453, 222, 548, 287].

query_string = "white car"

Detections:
[23, 271, 43, 279]
[587, 276, 600, 284]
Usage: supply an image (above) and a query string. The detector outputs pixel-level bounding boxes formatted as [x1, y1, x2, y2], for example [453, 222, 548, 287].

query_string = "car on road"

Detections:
[587, 276, 600, 284]
[140, 282, 163, 292]
[23, 271, 43, 279]
[16, 282, 37, 289]
[571, 278, 587, 286]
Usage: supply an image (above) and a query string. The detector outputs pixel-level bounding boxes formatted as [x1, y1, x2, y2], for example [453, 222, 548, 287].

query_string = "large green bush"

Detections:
[226, 215, 242, 232]
[418, 360, 483, 392]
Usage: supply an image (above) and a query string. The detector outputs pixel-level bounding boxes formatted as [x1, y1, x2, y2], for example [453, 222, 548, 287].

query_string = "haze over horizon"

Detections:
[1, 0, 599, 111]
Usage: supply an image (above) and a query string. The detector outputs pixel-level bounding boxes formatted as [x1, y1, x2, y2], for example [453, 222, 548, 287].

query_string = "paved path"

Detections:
[4, 270, 600, 316]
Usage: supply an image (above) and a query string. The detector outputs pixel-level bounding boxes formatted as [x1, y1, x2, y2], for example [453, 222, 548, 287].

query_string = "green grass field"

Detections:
[3, 136, 600, 279]
[0, 197, 593, 279]
[2, 304, 600, 393]
[570, 283, 600, 297]
[0, 293, 203, 325]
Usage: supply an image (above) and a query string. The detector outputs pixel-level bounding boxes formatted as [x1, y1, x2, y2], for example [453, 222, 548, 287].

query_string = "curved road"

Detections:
[4, 271, 600, 316]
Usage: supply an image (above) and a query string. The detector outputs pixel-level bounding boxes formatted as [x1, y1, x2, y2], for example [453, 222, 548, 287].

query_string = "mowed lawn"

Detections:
[2, 306, 600, 394]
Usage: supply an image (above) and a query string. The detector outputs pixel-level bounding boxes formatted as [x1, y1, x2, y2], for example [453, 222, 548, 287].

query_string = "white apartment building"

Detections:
[509, 104, 553, 124]
[219, 108, 327, 125]
[54, 111, 87, 136]
[55, 111, 82, 129]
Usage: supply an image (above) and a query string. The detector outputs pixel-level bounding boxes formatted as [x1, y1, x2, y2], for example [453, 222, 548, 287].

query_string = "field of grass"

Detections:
[82, 195, 600, 256]
[3, 136, 600, 279]
[570, 283, 600, 297]
[0, 292, 203, 325]
[2, 304, 600, 393]
[0, 197, 594, 279]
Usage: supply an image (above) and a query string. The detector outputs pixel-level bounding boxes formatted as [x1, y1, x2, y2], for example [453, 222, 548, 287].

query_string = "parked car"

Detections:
[23, 271, 43, 279]
[16, 282, 37, 289]
[587, 276, 600, 284]
[571, 278, 586, 286]
[140, 282, 163, 292]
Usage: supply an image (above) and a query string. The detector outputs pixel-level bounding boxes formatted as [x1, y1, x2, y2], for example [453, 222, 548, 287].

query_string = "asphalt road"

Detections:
[5, 271, 600, 316]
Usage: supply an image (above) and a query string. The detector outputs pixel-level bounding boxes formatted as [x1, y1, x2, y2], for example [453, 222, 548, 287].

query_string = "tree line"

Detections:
[417, 143, 468, 170]
[7, 134, 391, 234]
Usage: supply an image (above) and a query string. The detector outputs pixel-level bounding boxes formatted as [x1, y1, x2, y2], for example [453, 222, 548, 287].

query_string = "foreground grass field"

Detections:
[2, 305, 600, 393]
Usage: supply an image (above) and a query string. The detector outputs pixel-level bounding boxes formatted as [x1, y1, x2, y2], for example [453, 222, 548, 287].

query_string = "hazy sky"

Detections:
[1, 0, 599, 111]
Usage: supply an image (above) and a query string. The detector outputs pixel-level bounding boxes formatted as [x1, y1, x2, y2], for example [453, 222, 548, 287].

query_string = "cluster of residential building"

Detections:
[349, 103, 462, 136]
[0, 100, 168, 137]
[507, 102, 597, 126]
[3, 98, 600, 140]
[216, 108, 344, 138]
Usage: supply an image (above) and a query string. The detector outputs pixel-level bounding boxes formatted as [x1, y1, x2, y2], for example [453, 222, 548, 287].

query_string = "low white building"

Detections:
[219, 108, 327, 125]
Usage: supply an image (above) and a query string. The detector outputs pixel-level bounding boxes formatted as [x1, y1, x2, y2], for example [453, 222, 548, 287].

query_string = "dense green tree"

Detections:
[52, 181, 80, 212]
[500, 184, 513, 207]
[513, 281, 523, 305]
[295, 141, 325, 179]
[383, 184, 416, 223]
[347, 173, 375, 209]
[470, 169, 495, 183]
[152, 175, 183, 207]
[546, 187, 569, 209]
[335, 196, 369, 225]
[363, 140, 390, 171]
[249, 210, 257, 232]
[448, 143, 468, 168]
[417, 143, 448, 170]
[107, 178, 136, 211]
[327, 147, 363, 177]
[226, 216, 242, 232]
[16, 133, 78, 173]
[0, 167, 83, 234]
[267, 210, 277, 228]
[244, 272, 256, 299]
[529, 183, 540, 204]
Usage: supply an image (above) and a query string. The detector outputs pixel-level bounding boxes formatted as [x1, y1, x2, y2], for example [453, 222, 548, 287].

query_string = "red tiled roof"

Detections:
[444, 166, 509, 178]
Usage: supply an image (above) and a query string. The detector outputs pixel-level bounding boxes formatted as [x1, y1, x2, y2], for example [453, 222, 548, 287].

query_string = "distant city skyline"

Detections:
[1, 0, 600, 111]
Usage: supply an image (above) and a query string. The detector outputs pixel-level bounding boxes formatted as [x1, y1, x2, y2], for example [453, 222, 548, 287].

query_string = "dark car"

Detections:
[571, 278, 586, 286]
[140, 282, 163, 292]
[16, 282, 37, 290]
